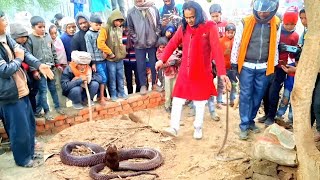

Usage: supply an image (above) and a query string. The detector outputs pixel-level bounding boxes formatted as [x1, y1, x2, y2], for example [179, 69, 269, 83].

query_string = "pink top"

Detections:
[53, 37, 68, 65]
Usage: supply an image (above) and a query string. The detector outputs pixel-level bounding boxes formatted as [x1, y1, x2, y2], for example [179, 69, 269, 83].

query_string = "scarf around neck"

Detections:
[135, 1, 157, 30]
[69, 61, 92, 85]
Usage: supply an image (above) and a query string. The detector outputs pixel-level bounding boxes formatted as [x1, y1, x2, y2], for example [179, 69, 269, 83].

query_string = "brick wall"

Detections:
[0, 92, 165, 139]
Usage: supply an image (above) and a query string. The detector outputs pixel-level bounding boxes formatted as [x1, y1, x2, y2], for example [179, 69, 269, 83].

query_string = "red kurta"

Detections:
[161, 21, 226, 100]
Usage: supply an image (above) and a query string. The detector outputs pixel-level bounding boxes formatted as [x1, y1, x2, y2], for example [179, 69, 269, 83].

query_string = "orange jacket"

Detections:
[219, 36, 233, 70]
[97, 27, 113, 55]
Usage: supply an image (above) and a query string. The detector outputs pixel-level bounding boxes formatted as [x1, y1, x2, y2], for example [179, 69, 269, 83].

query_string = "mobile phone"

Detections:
[284, 45, 298, 53]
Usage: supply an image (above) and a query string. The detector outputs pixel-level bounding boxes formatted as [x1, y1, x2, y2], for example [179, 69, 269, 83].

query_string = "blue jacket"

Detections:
[0, 35, 41, 105]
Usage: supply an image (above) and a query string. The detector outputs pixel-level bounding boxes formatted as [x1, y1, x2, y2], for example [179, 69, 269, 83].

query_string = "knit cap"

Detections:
[283, 6, 299, 25]
[90, 14, 102, 24]
[71, 51, 91, 64]
[60, 17, 76, 31]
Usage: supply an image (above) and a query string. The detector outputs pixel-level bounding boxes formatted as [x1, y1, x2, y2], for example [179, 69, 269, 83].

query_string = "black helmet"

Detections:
[209, 4, 222, 14]
[253, 0, 278, 12]
[225, 23, 236, 31]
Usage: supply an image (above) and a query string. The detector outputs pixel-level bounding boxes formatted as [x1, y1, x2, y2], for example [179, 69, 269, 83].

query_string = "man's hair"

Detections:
[49, 24, 57, 33]
[30, 16, 45, 27]
[299, 9, 305, 15]
[0, 10, 4, 18]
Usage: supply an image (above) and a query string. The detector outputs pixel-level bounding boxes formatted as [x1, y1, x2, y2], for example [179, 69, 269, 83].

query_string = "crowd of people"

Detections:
[0, 0, 319, 168]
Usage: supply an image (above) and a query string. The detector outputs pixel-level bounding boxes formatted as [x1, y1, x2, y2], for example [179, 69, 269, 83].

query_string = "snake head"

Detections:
[105, 144, 119, 170]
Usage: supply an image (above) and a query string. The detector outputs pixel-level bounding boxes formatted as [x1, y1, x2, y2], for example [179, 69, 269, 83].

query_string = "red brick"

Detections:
[147, 103, 159, 108]
[51, 124, 70, 134]
[143, 99, 150, 104]
[139, 95, 149, 100]
[75, 116, 83, 122]
[133, 105, 147, 111]
[120, 100, 128, 105]
[36, 125, 46, 133]
[149, 98, 157, 104]
[137, 100, 143, 106]
[156, 97, 162, 102]
[105, 102, 121, 108]
[83, 114, 89, 121]
[131, 102, 138, 107]
[65, 117, 75, 124]
[122, 104, 131, 110]
[115, 106, 122, 112]
[54, 120, 65, 127]
[149, 91, 161, 98]
[127, 96, 141, 103]
[45, 123, 54, 130]
[54, 115, 67, 121]
[36, 118, 46, 126]
[92, 112, 98, 119]
[99, 110, 108, 115]
[0, 127, 5, 134]
[1, 133, 8, 139]
[95, 105, 105, 111]
[104, 114, 112, 119]
[78, 108, 89, 116]
[108, 108, 115, 113]
[123, 109, 134, 114]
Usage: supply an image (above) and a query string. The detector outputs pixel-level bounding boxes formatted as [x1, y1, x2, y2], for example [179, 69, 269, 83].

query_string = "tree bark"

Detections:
[291, 0, 320, 179]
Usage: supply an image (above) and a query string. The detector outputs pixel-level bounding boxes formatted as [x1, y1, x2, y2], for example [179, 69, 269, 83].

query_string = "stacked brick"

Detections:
[0, 92, 165, 139]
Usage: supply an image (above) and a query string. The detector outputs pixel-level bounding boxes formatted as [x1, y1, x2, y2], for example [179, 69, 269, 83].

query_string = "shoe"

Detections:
[119, 94, 128, 100]
[22, 159, 42, 168]
[249, 124, 261, 134]
[34, 113, 43, 118]
[229, 102, 235, 107]
[56, 108, 65, 115]
[111, 96, 118, 102]
[188, 108, 195, 117]
[193, 128, 203, 140]
[264, 118, 275, 127]
[87, 100, 95, 106]
[210, 113, 220, 121]
[140, 86, 147, 95]
[44, 112, 54, 121]
[216, 103, 223, 109]
[163, 127, 178, 137]
[72, 103, 84, 110]
[239, 130, 249, 140]
[258, 115, 268, 123]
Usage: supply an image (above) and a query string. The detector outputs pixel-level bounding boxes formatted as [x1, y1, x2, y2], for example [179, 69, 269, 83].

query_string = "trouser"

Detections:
[164, 76, 177, 109]
[27, 71, 39, 113]
[0, 96, 35, 166]
[106, 60, 125, 98]
[261, 74, 274, 115]
[267, 67, 287, 120]
[239, 66, 270, 131]
[111, 0, 126, 16]
[67, 81, 99, 104]
[48, 69, 67, 109]
[36, 73, 60, 114]
[124, 60, 140, 94]
[170, 97, 207, 131]
[73, 3, 84, 17]
[276, 88, 293, 122]
[135, 47, 157, 87]
[311, 73, 320, 132]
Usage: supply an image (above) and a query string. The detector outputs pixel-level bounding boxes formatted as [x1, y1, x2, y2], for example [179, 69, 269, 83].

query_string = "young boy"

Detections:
[156, 37, 181, 113]
[298, 9, 307, 47]
[25, 16, 65, 121]
[85, 14, 108, 105]
[219, 23, 237, 107]
[60, 17, 76, 63]
[265, 6, 299, 127]
[97, 10, 128, 102]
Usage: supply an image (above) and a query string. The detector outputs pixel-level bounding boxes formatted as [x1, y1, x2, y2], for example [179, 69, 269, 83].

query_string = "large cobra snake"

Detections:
[60, 142, 163, 180]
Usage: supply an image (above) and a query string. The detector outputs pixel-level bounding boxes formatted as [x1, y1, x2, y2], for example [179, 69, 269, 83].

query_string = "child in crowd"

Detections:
[156, 37, 181, 113]
[49, 24, 68, 108]
[10, 23, 38, 113]
[219, 23, 237, 107]
[25, 16, 64, 120]
[85, 14, 108, 105]
[60, 17, 76, 63]
[97, 10, 128, 101]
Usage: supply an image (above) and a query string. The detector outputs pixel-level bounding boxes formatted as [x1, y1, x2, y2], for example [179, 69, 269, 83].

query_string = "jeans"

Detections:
[48, 69, 67, 109]
[207, 96, 216, 115]
[36, 73, 60, 114]
[311, 73, 320, 132]
[67, 81, 99, 104]
[164, 76, 177, 109]
[111, 0, 126, 16]
[27, 71, 39, 113]
[73, 3, 84, 18]
[239, 66, 270, 131]
[0, 97, 35, 166]
[124, 60, 140, 94]
[267, 67, 287, 120]
[276, 88, 293, 122]
[135, 47, 157, 87]
[216, 77, 224, 103]
[96, 62, 108, 84]
[261, 74, 275, 115]
[106, 60, 125, 98]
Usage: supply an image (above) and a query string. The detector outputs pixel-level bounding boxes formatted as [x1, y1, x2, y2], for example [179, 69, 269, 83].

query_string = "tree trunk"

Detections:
[291, 0, 320, 179]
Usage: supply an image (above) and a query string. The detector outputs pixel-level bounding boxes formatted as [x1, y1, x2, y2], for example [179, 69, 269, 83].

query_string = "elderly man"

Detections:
[60, 51, 100, 110]
[0, 10, 54, 167]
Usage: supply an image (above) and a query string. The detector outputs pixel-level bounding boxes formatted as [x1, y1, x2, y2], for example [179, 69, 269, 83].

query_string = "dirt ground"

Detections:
[0, 102, 265, 180]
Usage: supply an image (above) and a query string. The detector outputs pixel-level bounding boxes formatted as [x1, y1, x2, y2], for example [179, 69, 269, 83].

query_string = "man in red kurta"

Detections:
[155, 1, 229, 140]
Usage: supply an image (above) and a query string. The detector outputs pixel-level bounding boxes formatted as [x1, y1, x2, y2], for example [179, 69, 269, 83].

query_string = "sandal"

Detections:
[44, 113, 54, 121]
[56, 108, 65, 115]
[34, 113, 43, 118]
[23, 159, 43, 168]
[32, 152, 43, 160]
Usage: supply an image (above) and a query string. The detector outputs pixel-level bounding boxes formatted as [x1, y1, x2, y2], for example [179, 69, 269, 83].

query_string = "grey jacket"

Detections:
[127, 6, 161, 49]
[25, 33, 59, 70]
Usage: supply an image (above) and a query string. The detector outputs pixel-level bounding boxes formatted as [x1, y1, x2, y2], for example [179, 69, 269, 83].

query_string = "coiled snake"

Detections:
[60, 142, 163, 180]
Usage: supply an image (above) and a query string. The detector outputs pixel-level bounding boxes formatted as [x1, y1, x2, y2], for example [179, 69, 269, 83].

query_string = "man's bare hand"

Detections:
[14, 47, 25, 60]
[39, 64, 54, 80]
[220, 75, 231, 92]
[155, 60, 164, 71]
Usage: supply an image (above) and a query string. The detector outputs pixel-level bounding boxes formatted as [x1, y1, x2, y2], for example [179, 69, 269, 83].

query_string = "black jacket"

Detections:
[71, 13, 89, 52]
[60, 66, 102, 96]
[0, 35, 41, 105]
